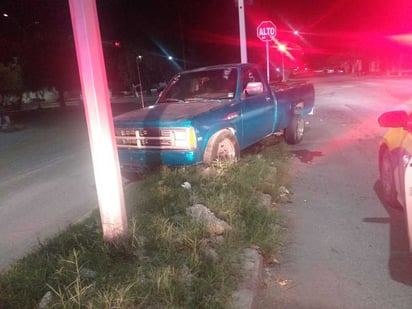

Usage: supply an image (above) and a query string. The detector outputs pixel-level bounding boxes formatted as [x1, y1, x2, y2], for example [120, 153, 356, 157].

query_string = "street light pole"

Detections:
[136, 55, 144, 108]
[278, 43, 287, 82]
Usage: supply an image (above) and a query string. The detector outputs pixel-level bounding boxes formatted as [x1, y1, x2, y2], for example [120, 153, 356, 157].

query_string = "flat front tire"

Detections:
[203, 130, 240, 164]
[285, 114, 304, 145]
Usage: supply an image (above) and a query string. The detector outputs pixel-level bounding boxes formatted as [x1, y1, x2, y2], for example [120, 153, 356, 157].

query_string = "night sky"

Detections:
[2, 0, 411, 54]
[101, 0, 412, 67]
[1, 0, 411, 89]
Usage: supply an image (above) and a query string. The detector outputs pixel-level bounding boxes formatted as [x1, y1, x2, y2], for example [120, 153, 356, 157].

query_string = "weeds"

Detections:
[0, 139, 290, 308]
[47, 249, 94, 307]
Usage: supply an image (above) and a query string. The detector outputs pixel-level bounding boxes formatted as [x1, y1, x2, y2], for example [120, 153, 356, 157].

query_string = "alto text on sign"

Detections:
[257, 21, 276, 42]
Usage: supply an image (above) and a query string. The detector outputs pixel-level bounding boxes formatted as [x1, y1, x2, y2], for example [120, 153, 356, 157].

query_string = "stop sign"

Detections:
[257, 21, 276, 42]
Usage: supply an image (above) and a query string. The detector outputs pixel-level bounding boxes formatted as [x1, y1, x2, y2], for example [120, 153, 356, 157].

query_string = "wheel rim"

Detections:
[217, 138, 236, 161]
[296, 117, 305, 139]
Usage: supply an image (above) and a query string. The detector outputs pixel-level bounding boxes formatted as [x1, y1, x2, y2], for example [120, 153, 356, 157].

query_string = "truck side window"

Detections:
[242, 68, 264, 96]
[219, 68, 236, 93]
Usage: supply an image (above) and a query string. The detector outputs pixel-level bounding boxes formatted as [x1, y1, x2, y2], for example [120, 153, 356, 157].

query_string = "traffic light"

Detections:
[113, 41, 121, 48]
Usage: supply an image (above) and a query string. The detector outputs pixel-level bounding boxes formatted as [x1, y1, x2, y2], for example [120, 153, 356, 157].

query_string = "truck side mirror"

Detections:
[243, 82, 264, 97]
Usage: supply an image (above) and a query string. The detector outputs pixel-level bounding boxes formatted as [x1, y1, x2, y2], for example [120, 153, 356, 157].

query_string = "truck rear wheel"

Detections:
[203, 130, 240, 164]
[284, 115, 304, 145]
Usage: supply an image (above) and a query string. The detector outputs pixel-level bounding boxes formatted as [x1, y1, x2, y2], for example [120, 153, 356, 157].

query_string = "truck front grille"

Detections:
[115, 127, 195, 149]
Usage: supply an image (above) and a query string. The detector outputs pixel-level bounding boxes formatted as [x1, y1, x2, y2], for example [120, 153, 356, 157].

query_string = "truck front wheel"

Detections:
[203, 130, 240, 164]
[284, 115, 304, 145]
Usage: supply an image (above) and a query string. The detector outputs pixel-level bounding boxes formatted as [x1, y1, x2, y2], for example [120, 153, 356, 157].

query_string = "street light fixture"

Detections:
[2, 12, 24, 33]
[2, 12, 40, 34]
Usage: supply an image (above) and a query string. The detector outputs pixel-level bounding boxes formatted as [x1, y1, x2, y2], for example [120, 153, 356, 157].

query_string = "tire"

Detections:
[285, 114, 304, 145]
[203, 130, 240, 164]
[379, 148, 399, 208]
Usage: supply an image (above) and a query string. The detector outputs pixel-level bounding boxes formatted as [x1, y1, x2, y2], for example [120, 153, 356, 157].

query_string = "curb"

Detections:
[231, 248, 263, 309]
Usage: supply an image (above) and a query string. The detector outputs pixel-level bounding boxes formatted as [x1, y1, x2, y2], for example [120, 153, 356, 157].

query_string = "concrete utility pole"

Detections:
[238, 0, 248, 63]
[68, 0, 128, 242]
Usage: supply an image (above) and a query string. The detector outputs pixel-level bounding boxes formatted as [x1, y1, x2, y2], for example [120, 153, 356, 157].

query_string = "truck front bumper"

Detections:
[117, 148, 203, 170]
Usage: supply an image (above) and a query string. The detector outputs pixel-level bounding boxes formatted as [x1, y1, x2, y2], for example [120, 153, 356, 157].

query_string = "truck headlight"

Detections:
[173, 128, 197, 149]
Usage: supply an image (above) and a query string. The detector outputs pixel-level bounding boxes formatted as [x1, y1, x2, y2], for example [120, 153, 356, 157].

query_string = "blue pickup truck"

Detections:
[114, 63, 314, 170]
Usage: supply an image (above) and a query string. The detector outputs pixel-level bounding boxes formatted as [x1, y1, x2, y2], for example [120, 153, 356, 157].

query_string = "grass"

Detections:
[0, 138, 291, 308]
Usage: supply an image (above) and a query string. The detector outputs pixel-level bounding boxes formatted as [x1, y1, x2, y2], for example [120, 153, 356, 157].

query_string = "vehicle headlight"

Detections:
[173, 128, 197, 149]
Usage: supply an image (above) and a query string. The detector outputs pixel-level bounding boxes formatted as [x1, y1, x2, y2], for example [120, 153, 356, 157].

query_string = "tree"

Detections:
[0, 61, 23, 110]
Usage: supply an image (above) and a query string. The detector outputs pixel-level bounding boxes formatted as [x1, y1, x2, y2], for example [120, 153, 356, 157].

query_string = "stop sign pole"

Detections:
[257, 21, 276, 82]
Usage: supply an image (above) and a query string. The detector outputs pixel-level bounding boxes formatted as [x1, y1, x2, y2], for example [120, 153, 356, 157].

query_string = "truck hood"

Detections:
[114, 102, 223, 123]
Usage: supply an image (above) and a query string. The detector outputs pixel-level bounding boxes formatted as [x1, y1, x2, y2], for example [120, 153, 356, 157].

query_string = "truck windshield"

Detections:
[158, 68, 237, 103]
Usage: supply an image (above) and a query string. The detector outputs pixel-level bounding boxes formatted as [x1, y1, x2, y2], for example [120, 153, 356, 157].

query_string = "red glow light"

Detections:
[390, 34, 412, 46]
[278, 44, 287, 52]
[271, 37, 295, 60]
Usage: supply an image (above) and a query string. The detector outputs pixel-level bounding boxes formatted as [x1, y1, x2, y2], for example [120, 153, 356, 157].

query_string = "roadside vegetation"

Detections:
[0, 138, 291, 308]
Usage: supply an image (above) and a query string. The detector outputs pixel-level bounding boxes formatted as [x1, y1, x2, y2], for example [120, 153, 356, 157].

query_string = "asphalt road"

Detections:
[0, 98, 147, 270]
[260, 76, 412, 308]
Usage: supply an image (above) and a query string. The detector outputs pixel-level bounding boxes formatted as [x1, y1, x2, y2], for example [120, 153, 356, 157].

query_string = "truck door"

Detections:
[240, 67, 275, 146]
